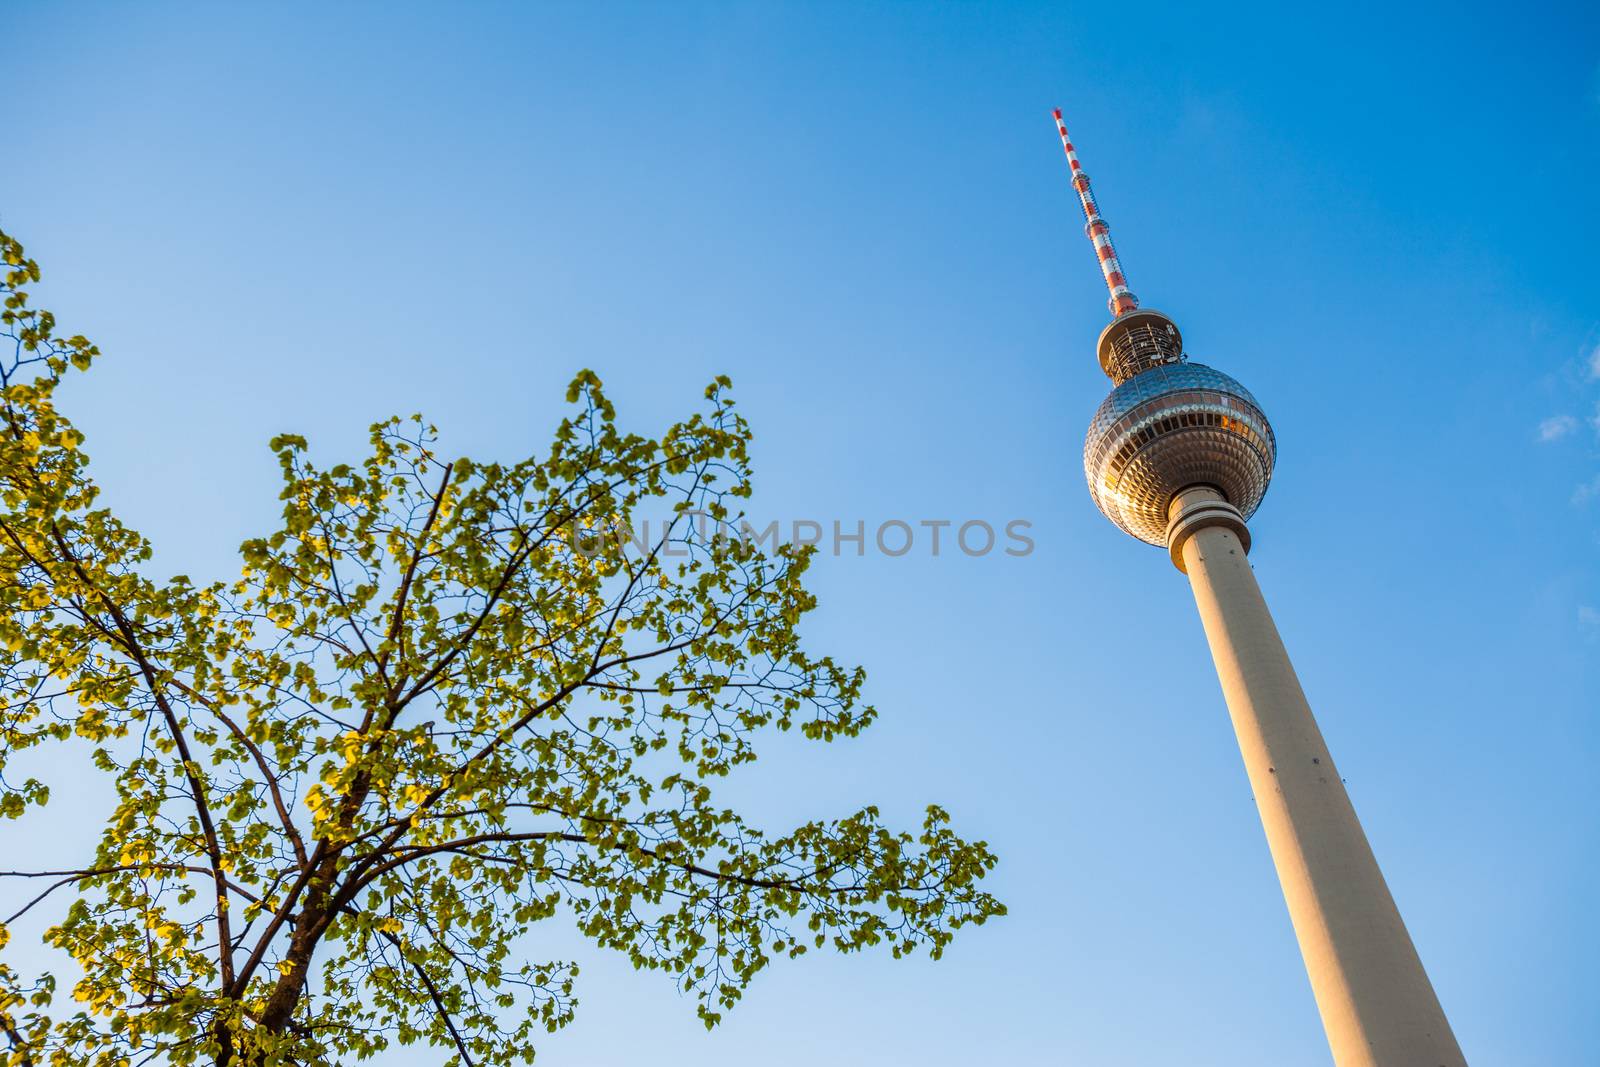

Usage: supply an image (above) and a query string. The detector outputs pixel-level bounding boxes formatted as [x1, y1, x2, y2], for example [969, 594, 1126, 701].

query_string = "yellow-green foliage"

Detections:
[0, 227, 1003, 1067]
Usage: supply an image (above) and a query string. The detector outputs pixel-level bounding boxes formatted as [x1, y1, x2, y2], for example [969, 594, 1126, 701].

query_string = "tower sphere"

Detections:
[1083, 358, 1276, 546]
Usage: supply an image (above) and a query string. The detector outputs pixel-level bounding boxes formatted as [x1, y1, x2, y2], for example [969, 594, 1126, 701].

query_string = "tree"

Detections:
[0, 226, 1003, 1067]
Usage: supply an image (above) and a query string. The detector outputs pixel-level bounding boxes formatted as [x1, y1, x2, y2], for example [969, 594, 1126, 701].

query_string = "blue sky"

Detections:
[3, 2, 1597, 1063]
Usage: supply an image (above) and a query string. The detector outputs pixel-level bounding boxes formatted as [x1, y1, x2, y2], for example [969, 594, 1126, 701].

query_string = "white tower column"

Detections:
[1166, 487, 1466, 1067]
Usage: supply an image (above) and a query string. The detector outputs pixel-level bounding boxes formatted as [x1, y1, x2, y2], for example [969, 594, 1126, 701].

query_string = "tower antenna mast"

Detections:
[1052, 108, 1138, 318]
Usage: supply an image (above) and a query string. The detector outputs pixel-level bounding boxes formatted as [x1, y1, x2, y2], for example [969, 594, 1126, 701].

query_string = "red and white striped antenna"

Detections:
[1051, 108, 1139, 319]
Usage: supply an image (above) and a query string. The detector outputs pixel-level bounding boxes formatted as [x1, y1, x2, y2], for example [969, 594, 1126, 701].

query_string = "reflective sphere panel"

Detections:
[1083, 362, 1276, 546]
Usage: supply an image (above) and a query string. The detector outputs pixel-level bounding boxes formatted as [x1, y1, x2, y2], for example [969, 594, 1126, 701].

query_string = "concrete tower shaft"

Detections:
[1052, 108, 1468, 1067]
[1168, 488, 1466, 1067]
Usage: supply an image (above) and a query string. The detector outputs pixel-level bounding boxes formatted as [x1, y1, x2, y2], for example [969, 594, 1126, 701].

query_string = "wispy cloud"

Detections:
[1573, 474, 1600, 505]
[1580, 606, 1600, 631]
[1539, 414, 1579, 442]
[1587, 341, 1600, 381]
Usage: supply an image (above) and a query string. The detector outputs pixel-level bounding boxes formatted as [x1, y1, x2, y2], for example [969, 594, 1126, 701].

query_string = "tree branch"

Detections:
[0, 864, 263, 925]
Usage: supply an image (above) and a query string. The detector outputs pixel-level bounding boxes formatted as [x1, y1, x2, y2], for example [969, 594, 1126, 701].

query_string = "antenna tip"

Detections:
[1051, 107, 1063, 120]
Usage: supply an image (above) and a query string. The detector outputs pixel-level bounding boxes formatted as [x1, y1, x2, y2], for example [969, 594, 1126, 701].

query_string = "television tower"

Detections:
[1052, 108, 1467, 1067]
